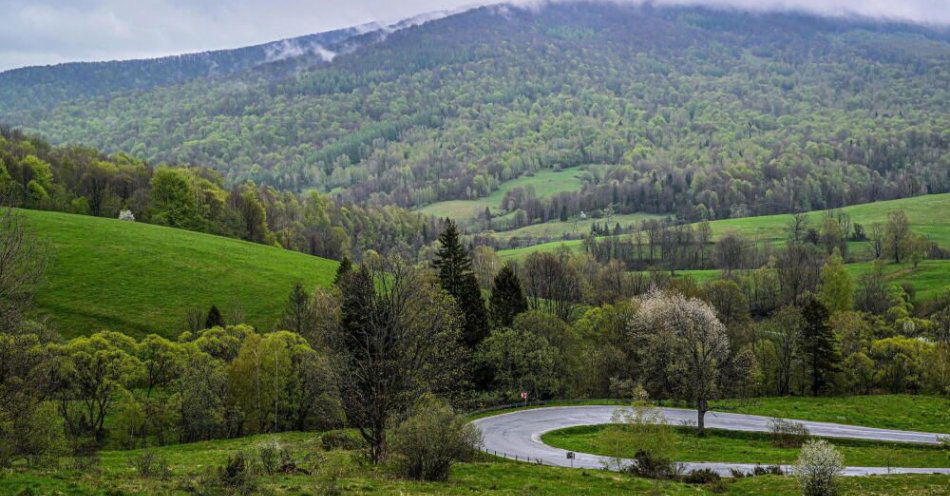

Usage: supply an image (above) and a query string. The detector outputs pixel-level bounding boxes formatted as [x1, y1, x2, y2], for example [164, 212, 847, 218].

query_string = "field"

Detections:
[498, 193, 950, 259]
[418, 166, 587, 220]
[22, 209, 338, 339]
[543, 425, 950, 468]
[3, 430, 949, 496]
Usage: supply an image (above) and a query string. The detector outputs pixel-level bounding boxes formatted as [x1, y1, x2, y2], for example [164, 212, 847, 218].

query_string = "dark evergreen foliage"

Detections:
[205, 305, 224, 329]
[432, 220, 489, 349]
[799, 297, 841, 396]
[333, 256, 353, 286]
[489, 265, 529, 328]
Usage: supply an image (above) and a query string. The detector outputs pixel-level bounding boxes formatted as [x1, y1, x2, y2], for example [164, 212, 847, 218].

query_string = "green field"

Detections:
[543, 425, 950, 468]
[418, 166, 587, 220]
[498, 193, 950, 259]
[22, 209, 338, 338]
[2, 430, 948, 496]
[710, 395, 950, 434]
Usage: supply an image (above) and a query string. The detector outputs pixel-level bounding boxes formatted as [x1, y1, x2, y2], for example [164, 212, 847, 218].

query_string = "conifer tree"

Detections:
[799, 297, 841, 396]
[432, 220, 489, 348]
[489, 265, 528, 328]
[280, 281, 314, 336]
[334, 256, 353, 286]
[205, 304, 224, 329]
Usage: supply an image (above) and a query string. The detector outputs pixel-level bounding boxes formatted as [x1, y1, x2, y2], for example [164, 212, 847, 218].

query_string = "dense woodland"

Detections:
[0, 127, 440, 260]
[1, 3, 947, 227]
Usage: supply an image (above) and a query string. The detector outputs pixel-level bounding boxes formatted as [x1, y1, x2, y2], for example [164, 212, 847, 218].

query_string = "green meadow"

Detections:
[22, 209, 338, 339]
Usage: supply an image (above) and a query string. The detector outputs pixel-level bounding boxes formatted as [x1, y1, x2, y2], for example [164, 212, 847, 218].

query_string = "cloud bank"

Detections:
[1, 0, 946, 72]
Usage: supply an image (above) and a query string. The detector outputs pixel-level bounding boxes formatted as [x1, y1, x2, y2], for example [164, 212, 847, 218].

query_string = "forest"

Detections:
[0, 3, 946, 228]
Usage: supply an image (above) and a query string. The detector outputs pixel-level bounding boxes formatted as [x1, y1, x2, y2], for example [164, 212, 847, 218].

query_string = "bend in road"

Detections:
[472, 405, 950, 477]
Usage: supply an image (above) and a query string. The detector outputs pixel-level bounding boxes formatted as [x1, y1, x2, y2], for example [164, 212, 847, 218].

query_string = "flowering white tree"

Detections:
[634, 290, 729, 435]
[795, 439, 844, 496]
[118, 209, 135, 222]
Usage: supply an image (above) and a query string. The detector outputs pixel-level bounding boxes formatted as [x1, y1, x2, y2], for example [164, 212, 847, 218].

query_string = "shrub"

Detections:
[387, 395, 483, 481]
[795, 440, 844, 496]
[623, 449, 679, 480]
[129, 450, 171, 479]
[682, 468, 721, 484]
[256, 441, 279, 475]
[217, 451, 258, 496]
[769, 418, 810, 448]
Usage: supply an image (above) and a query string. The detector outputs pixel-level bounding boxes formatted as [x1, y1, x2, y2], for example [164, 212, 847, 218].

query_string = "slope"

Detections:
[22, 209, 338, 339]
[2, 2, 946, 220]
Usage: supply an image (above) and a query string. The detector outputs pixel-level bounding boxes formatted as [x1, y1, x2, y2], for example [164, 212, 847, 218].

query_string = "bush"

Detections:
[769, 418, 810, 448]
[255, 441, 306, 475]
[623, 449, 680, 480]
[682, 468, 721, 484]
[320, 430, 364, 451]
[387, 395, 483, 481]
[217, 451, 259, 496]
[129, 450, 171, 479]
[795, 440, 844, 496]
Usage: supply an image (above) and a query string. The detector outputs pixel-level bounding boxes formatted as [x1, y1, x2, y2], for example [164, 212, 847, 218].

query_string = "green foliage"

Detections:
[476, 326, 560, 400]
[795, 440, 844, 496]
[387, 395, 482, 481]
[817, 254, 853, 314]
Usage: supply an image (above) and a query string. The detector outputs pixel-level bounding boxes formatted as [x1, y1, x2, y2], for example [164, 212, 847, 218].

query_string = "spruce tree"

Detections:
[432, 220, 489, 348]
[205, 304, 224, 329]
[280, 281, 313, 335]
[334, 256, 353, 286]
[799, 296, 841, 396]
[489, 265, 528, 328]
[339, 265, 374, 353]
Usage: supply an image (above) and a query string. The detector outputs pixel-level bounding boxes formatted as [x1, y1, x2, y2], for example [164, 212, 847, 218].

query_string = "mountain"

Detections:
[1, 2, 948, 225]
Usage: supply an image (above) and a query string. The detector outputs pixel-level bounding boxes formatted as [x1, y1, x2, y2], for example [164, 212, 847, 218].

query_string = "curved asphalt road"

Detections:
[472, 405, 950, 476]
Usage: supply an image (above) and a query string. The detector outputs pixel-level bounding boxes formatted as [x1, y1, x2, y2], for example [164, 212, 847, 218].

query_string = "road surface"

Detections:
[472, 405, 950, 476]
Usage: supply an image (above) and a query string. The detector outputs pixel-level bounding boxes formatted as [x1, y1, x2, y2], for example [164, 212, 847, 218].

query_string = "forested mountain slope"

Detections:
[0, 26, 368, 116]
[2, 2, 948, 222]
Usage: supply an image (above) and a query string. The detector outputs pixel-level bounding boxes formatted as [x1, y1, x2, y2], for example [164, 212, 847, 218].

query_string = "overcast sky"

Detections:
[2, 0, 947, 72]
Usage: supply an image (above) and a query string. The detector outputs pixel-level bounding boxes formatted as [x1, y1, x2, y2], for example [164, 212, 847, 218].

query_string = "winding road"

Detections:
[472, 405, 950, 476]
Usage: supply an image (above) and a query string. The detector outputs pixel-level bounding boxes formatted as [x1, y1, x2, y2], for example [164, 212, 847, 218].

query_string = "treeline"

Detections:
[0, 127, 440, 260]
[1, 215, 948, 469]
[5, 3, 947, 222]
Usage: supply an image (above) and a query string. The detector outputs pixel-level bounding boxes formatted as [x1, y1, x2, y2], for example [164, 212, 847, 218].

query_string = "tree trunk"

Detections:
[696, 399, 707, 437]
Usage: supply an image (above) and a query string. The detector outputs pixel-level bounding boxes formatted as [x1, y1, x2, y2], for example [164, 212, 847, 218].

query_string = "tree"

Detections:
[476, 326, 560, 400]
[799, 297, 840, 396]
[206, 305, 225, 329]
[136, 335, 185, 397]
[150, 168, 200, 229]
[867, 222, 885, 259]
[777, 243, 823, 305]
[51, 332, 143, 443]
[795, 440, 844, 496]
[0, 207, 47, 334]
[431, 220, 489, 349]
[635, 291, 729, 435]
[817, 253, 853, 314]
[279, 282, 316, 336]
[334, 259, 465, 464]
[333, 256, 352, 286]
[521, 251, 581, 321]
[760, 307, 803, 396]
[489, 265, 528, 328]
[883, 210, 911, 264]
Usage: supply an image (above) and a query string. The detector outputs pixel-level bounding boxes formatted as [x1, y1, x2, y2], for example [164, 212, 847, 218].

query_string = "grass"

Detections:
[498, 193, 950, 258]
[22, 209, 338, 339]
[489, 212, 663, 241]
[418, 166, 587, 220]
[710, 395, 950, 434]
[542, 424, 950, 468]
[1, 431, 948, 495]
[626, 260, 950, 303]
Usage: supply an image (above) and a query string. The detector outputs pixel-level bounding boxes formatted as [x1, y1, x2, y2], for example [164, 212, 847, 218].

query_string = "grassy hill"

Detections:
[23, 209, 338, 339]
[499, 194, 950, 259]
[418, 166, 588, 220]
